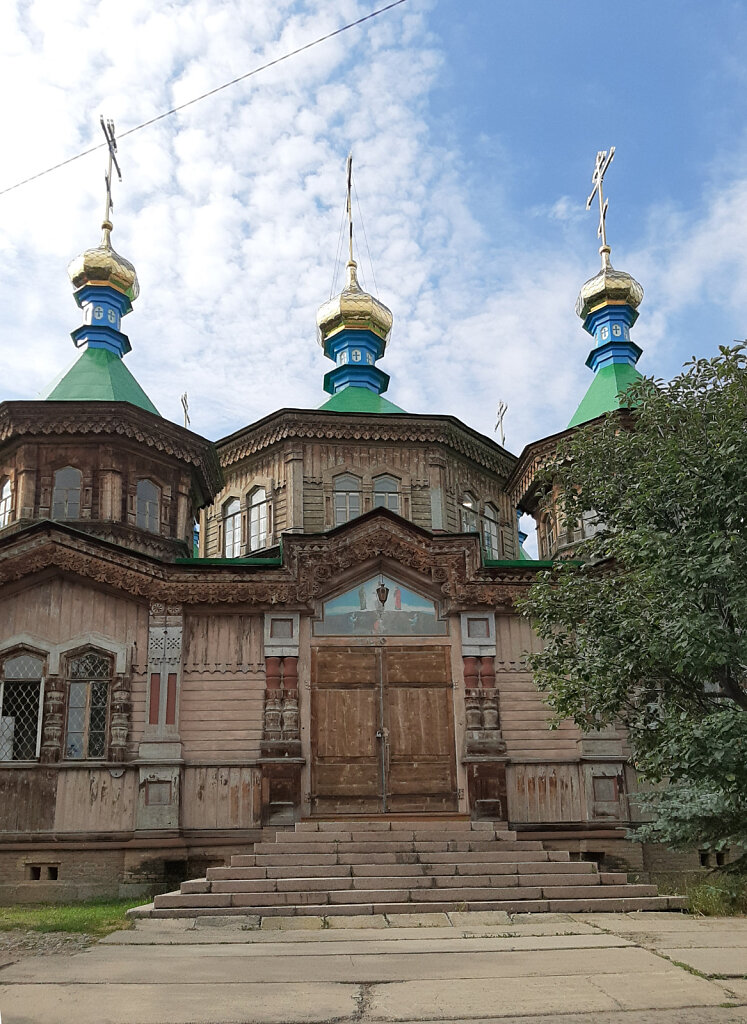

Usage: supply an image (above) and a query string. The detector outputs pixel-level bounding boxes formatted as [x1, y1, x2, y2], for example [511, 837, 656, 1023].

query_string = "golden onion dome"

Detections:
[317, 260, 393, 348]
[575, 252, 643, 321]
[67, 221, 140, 302]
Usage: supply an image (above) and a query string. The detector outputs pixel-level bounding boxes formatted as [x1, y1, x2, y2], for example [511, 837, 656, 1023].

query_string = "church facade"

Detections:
[0, 158, 686, 903]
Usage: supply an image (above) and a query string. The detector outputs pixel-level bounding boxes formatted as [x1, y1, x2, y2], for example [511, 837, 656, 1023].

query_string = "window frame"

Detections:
[52, 466, 82, 521]
[136, 479, 161, 534]
[63, 650, 113, 761]
[482, 503, 501, 558]
[460, 491, 478, 533]
[248, 486, 271, 551]
[333, 473, 362, 526]
[223, 497, 242, 557]
[0, 477, 12, 529]
[373, 474, 400, 514]
[0, 650, 45, 762]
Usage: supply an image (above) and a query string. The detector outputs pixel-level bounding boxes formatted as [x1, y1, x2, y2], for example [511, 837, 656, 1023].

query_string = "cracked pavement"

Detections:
[1, 911, 746, 1023]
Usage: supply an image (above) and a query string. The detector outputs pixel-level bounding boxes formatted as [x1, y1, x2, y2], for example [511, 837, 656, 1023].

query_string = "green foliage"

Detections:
[0, 899, 140, 936]
[518, 346, 747, 850]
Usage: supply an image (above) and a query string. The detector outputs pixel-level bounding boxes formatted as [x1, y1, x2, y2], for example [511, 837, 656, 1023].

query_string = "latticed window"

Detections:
[482, 503, 500, 557]
[249, 487, 270, 550]
[65, 652, 111, 760]
[0, 653, 44, 761]
[223, 497, 241, 557]
[373, 474, 399, 513]
[0, 478, 12, 528]
[136, 479, 160, 533]
[334, 474, 361, 526]
[52, 467, 81, 520]
[461, 492, 478, 532]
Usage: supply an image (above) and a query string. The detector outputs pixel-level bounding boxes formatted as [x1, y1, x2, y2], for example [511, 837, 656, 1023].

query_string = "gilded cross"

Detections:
[586, 147, 615, 265]
[100, 117, 122, 244]
[346, 152, 354, 263]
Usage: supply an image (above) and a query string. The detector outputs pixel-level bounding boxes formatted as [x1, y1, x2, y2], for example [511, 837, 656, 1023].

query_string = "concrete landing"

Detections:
[1, 912, 745, 1023]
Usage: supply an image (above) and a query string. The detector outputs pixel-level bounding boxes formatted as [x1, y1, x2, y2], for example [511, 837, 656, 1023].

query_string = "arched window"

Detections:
[136, 479, 160, 533]
[249, 486, 270, 550]
[52, 467, 81, 520]
[0, 652, 44, 761]
[334, 474, 361, 526]
[223, 497, 241, 557]
[0, 478, 12, 529]
[482, 503, 500, 558]
[64, 651, 112, 760]
[373, 475, 400, 513]
[461, 492, 478, 532]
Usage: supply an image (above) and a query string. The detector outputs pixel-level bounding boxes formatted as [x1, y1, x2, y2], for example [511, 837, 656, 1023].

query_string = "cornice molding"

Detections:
[0, 513, 539, 609]
[0, 401, 223, 503]
[217, 410, 517, 479]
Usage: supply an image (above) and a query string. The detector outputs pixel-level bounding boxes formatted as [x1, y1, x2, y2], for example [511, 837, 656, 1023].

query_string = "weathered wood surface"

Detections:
[54, 768, 137, 832]
[182, 766, 261, 829]
[0, 768, 56, 832]
[507, 762, 586, 823]
[310, 645, 457, 815]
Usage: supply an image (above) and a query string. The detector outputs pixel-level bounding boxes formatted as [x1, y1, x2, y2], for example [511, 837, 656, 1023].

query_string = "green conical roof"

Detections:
[319, 386, 405, 414]
[567, 362, 641, 429]
[42, 347, 159, 415]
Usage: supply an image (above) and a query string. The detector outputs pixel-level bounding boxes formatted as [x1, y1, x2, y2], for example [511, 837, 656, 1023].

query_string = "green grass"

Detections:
[645, 871, 747, 916]
[0, 899, 143, 937]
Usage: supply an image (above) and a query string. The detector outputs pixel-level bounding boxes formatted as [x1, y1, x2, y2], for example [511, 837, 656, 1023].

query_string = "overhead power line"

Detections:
[0, 0, 409, 198]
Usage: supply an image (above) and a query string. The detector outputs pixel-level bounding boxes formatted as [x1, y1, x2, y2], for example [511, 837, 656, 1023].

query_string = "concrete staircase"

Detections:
[141, 820, 686, 918]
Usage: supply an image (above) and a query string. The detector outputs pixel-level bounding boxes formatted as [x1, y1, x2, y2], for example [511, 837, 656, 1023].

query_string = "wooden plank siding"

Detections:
[182, 766, 261, 829]
[507, 763, 586, 823]
[54, 769, 137, 833]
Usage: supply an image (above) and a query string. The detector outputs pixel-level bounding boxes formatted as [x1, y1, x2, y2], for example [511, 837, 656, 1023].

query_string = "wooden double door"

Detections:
[310, 644, 458, 815]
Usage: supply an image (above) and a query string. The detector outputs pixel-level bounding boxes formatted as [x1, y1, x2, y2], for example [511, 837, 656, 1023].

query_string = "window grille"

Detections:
[0, 653, 44, 761]
[248, 487, 270, 549]
[223, 498, 241, 557]
[65, 652, 111, 760]
[0, 478, 12, 528]
[333, 474, 361, 526]
[52, 467, 81, 520]
[482, 503, 500, 557]
[373, 475, 400, 513]
[136, 480, 160, 533]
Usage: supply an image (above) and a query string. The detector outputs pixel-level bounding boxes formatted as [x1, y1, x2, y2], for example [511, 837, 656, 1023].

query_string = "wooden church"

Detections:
[0, 148, 689, 912]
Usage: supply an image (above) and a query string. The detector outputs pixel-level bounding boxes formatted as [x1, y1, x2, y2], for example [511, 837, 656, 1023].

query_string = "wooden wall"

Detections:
[180, 612, 265, 759]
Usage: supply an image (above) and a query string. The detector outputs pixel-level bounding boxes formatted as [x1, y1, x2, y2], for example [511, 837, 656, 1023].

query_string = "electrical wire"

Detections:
[0, 0, 409, 198]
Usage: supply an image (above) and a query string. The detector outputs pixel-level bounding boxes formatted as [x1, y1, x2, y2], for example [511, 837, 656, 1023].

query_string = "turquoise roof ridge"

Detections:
[42, 347, 159, 415]
[319, 385, 405, 414]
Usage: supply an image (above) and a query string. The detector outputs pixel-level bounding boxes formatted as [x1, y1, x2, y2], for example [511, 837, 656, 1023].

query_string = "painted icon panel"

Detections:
[314, 576, 447, 636]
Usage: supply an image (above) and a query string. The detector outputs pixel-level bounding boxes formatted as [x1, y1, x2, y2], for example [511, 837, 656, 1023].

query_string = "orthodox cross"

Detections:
[100, 116, 122, 243]
[495, 400, 508, 447]
[181, 392, 190, 429]
[586, 147, 615, 265]
[346, 152, 354, 263]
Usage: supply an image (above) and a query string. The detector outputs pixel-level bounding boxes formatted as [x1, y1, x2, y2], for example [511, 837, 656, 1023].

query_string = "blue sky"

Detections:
[1, 0, 746, 465]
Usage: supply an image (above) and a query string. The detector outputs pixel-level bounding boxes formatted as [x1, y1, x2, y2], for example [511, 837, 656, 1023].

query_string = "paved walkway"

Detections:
[1, 911, 746, 1023]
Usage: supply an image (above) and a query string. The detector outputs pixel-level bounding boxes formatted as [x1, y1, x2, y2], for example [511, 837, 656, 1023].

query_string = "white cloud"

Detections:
[2, 0, 747, 491]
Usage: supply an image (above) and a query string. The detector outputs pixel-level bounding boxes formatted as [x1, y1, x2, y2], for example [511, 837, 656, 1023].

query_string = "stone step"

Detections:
[234, 848, 564, 868]
[276, 828, 517, 844]
[250, 839, 545, 856]
[141, 892, 687, 920]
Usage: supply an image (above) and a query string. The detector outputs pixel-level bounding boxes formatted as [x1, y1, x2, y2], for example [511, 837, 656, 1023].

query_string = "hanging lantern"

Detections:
[376, 580, 389, 606]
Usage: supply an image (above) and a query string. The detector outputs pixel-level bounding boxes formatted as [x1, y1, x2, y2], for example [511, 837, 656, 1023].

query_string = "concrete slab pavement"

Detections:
[0, 911, 745, 1024]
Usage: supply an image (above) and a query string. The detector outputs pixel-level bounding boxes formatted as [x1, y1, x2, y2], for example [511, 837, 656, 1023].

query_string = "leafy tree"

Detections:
[519, 345, 747, 852]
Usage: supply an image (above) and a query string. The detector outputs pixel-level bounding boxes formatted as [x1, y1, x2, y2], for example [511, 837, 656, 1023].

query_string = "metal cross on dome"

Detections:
[586, 147, 615, 265]
[100, 116, 122, 243]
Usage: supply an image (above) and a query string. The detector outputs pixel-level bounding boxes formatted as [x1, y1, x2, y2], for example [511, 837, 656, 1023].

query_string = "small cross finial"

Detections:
[586, 147, 615, 268]
[100, 117, 122, 247]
